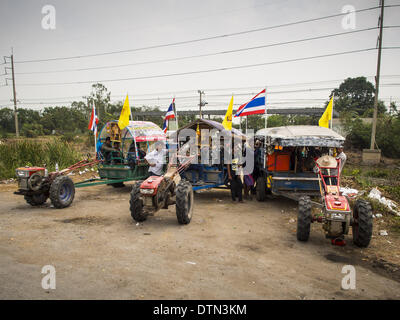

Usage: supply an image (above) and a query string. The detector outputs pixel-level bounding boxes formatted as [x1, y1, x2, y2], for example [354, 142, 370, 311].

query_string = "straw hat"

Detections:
[316, 155, 337, 168]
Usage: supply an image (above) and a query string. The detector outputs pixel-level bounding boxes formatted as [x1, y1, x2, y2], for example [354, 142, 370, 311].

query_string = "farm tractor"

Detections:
[130, 153, 195, 224]
[297, 155, 373, 247]
[14, 158, 98, 208]
[255, 125, 373, 247]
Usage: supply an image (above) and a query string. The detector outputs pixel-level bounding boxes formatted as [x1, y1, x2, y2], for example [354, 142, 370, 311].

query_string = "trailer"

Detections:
[254, 125, 373, 247]
[14, 120, 166, 208]
[129, 119, 248, 224]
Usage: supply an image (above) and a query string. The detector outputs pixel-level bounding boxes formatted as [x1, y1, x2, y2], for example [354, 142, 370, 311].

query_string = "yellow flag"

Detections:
[319, 96, 333, 128]
[118, 94, 131, 130]
[222, 96, 234, 130]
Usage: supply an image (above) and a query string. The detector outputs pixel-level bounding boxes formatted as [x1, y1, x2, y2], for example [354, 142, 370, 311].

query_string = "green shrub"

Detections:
[0, 139, 81, 179]
[365, 169, 389, 178]
[21, 123, 44, 138]
[60, 132, 76, 143]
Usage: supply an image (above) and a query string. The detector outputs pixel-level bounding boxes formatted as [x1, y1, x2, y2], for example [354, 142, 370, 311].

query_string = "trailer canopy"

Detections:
[255, 125, 345, 148]
[99, 120, 166, 142]
[172, 119, 247, 140]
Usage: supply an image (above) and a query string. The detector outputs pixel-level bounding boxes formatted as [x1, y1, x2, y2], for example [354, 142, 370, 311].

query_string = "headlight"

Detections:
[16, 170, 29, 178]
[140, 188, 154, 195]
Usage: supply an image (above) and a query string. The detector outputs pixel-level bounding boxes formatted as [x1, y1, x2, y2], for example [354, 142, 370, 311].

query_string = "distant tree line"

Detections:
[0, 78, 399, 157]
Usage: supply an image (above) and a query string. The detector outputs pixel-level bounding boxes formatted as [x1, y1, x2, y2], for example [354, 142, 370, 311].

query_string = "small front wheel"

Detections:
[176, 180, 194, 224]
[49, 176, 75, 209]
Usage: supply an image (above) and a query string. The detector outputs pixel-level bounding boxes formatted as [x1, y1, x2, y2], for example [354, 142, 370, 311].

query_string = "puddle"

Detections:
[56, 216, 113, 226]
[324, 253, 352, 264]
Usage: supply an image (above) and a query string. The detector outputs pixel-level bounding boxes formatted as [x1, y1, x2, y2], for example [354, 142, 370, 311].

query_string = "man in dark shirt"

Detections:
[100, 137, 116, 164]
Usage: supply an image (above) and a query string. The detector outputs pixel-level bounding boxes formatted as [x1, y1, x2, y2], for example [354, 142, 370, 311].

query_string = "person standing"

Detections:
[336, 147, 347, 173]
[145, 141, 166, 177]
[227, 144, 243, 203]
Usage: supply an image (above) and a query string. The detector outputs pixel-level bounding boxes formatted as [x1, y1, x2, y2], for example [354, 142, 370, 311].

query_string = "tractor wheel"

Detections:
[130, 182, 147, 222]
[49, 176, 75, 209]
[256, 177, 266, 202]
[352, 199, 373, 248]
[24, 193, 48, 206]
[110, 182, 125, 188]
[297, 196, 312, 241]
[176, 180, 194, 224]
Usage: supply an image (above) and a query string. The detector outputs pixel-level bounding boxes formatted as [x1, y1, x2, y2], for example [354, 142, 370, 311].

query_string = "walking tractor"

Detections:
[14, 120, 166, 208]
[255, 125, 373, 247]
[129, 119, 248, 224]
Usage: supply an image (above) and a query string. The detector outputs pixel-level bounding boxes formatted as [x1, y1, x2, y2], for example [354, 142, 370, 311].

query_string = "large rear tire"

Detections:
[352, 199, 373, 247]
[49, 176, 75, 209]
[176, 180, 194, 224]
[24, 193, 48, 206]
[256, 176, 266, 202]
[130, 182, 147, 222]
[297, 196, 312, 241]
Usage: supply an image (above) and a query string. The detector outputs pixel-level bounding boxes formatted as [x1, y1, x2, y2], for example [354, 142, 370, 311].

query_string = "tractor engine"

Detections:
[140, 176, 168, 212]
[323, 194, 351, 238]
[15, 167, 47, 192]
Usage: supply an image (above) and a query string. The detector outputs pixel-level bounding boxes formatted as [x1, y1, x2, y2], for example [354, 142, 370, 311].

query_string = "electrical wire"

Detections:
[18, 47, 397, 86]
[14, 26, 392, 75]
[13, 5, 386, 64]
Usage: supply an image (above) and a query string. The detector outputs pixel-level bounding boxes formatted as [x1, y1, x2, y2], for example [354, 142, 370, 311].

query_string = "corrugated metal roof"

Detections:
[255, 125, 345, 147]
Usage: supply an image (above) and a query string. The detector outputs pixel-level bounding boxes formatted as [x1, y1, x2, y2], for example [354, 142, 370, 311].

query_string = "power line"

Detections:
[18, 47, 399, 86]
[15, 26, 393, 75]
[14, 5, 385, 64]
[6, 75, 400, 103]
[13, 83, 400, 105]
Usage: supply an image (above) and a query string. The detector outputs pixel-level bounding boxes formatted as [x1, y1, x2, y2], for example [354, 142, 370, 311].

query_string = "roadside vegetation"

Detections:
[0, 139, 81, 179]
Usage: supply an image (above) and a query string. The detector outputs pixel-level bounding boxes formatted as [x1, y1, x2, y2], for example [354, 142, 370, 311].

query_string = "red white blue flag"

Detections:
[234, 89, 266, 117]
[163, 98, 175, 133]
[88, 102, 99, 132]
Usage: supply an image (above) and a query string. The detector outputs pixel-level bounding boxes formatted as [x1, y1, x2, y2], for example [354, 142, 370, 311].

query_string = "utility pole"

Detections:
[5, 49, 19, 137]
[197, 90, 208, 119]
[370, 0, 384, 150]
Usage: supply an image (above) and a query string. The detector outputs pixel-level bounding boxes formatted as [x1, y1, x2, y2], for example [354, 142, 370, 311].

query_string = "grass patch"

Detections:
[391, 216, 400, 235]
[381, 185, 400, 204]
[0, 139, 82, 179]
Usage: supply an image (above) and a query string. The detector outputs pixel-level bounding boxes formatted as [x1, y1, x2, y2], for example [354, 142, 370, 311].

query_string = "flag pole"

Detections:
[173, 97, 178, 130]
[246, 115, 248, 134]
[93, 101, 97, 154]
[330, 93, 334, 130]
[264, 86, 268, 129]
[128, 93, 133, 122]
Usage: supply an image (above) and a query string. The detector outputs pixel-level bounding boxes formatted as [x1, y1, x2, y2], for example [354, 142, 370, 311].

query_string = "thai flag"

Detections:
[88, 102, 99, 132]
[234, 89, 266, 117]
[163, 98, 175, 133]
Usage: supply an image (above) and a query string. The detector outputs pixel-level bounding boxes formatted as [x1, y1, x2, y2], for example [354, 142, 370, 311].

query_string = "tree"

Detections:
[330, 77, 386, 116]
[84, 83, 111, 127]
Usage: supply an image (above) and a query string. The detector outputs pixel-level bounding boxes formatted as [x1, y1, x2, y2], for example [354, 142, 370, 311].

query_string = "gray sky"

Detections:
[0, 0, 399, 115]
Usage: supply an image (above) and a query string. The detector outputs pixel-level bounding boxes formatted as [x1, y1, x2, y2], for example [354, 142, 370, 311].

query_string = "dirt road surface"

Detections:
[1, 183, 399, 300]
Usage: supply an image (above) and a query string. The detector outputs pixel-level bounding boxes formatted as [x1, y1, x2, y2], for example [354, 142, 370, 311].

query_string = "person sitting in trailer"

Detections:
[127, 141, 146, 168]
[111, 141, 123, 164]
[100, 137, 117, 164]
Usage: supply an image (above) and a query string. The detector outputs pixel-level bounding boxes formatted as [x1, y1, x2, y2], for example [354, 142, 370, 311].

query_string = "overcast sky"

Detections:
[0, 0, 399, 115]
